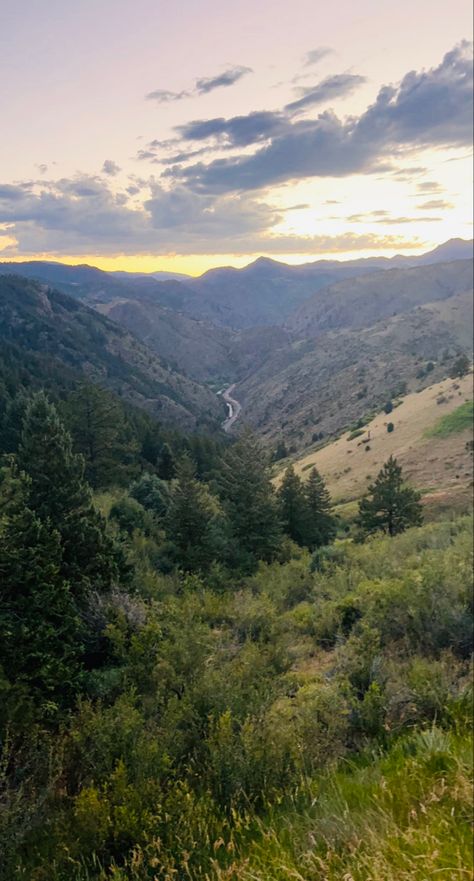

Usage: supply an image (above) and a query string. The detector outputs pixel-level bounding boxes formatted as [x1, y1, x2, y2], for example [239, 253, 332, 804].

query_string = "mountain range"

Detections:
[1, 238, 472, 450]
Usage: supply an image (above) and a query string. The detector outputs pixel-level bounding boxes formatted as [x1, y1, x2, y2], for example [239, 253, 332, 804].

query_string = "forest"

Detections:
[0, 381, 472, 880]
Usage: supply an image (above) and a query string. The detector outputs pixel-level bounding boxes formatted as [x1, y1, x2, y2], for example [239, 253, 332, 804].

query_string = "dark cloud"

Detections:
[169, 42, 472, 193]
[286, 73, 366, 112]
[176, 111, 288, 146]
[102, 160, 121, 176]
[195, 66, 252, 94]
[304, 47, 334, 67]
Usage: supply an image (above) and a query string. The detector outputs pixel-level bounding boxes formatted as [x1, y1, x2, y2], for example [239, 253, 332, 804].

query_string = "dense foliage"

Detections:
[0, 390, 472, 880]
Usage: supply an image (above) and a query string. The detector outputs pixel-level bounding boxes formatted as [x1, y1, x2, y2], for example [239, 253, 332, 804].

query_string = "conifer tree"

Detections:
[218, 431, 281, 569]
[357, 455, 423, 538]
[302, 466, 336, 550]
[277, 465, 306, 545]
[17, 392, 122, 595]
[65, 383, 138, 488]
[0, 465, 83, 713]
[165, 456, 225, 571]
[158, 442, 177, 480]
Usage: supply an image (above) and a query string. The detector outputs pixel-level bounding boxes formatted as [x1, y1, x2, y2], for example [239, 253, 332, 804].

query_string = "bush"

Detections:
[387, 422, 394, 433]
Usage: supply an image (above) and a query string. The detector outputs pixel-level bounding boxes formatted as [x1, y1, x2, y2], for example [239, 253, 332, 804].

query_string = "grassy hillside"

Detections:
[283, 374, 473, 513]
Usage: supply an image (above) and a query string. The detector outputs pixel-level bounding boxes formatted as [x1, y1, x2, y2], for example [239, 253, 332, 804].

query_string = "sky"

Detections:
[0, 0, 472, 275]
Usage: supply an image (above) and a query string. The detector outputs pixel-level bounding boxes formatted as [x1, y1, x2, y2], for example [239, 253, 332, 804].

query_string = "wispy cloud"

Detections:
[303, 47, 334, 67]
[286, 73, 366, 113]
[146, 66, 252, 104]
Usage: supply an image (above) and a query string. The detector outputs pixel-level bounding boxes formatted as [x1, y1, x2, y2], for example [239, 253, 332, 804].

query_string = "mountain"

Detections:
[286, 259, 474, 337]
[234, 260, 473, 450]
[3, 239, 471, 332]
[96, 297, 236, 382]
[0, 274, 223, 431]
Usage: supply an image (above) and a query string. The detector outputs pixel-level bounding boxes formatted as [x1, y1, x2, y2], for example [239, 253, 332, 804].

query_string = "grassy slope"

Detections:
[282, 373, 473, 511]
[214, 727, 472, 881]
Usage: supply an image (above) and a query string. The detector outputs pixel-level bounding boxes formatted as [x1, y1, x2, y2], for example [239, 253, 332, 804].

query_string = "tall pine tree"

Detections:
[357, 456, 423, 538]
[218, 431, 281, 570]
[302, 467, 336, 550]
[17, 391, 123, 596]
[165, 455, 225, 571]
[277, 465, 306, 546]
[65, 383, 138, 488]
[0, 465, 83, 717]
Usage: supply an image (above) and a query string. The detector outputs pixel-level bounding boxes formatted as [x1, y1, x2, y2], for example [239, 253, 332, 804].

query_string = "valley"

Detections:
[1, 239, 472, 502]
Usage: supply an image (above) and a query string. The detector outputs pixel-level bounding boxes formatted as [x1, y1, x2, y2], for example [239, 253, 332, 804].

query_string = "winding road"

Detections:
[221, 383, 242, 432]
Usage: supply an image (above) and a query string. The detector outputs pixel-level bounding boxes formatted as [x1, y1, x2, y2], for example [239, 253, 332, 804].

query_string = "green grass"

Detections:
[425, 401, 473, 439]
[213, 725, 473, 881]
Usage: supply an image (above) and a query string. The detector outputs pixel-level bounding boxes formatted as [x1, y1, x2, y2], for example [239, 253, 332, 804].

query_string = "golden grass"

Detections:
[282, 374, 473, 504]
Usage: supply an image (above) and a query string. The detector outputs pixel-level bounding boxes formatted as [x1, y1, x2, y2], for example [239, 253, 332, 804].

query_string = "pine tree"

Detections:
[218, 431, 281, 569]
[158, 442, 177, 480]
[165, 456, 225, 571]
[0, 465, 83, 714]
[302, 467, 336, 550]
[17, 391, 123, 595]
[65, 383, 139, 488]
[357, 455, 423, 538]
[277, 465, 306, 545]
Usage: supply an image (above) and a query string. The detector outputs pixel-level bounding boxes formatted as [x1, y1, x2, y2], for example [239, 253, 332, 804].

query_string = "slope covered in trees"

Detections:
[0, 274, 223, 431]
[0, 385, 472, 879]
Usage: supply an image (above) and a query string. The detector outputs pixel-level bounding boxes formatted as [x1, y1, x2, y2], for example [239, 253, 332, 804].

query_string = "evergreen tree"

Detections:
[357, 456, 423, 538]
[450, 352, 470, 379]
[17, 391, 123, 595]
[129, 472, 171, 518]
[158, 442, 177, 480]
[302, 467, 336, 550]
[0, 390, 28, 454]
[277, 465, 306, 545]
[218, 431, 281, 570]
[0, 465, 83, 715]
[165, 456, 225, 571]
[65, 383, 139, 488]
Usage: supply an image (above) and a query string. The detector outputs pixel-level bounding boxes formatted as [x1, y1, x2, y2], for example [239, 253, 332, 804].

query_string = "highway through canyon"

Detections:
[221, 384, 242, 432]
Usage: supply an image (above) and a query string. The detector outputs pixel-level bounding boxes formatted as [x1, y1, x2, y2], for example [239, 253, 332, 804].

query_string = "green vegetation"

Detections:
[425, 400, 474, 438]
[0, 388, 471, 880]
[358, 456, 423, 537]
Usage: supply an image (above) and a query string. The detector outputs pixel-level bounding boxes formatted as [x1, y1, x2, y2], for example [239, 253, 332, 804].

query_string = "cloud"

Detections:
[102, 159, 121, 176]
[0, 175, 422, 259]
[415, 181, 444, 193]
[286, 73, 366, 113]
[195, 65, 252, 94]
[146, 88, 191, 103]
[417, 199, 454, 209]
[166, 42, 473, 193]
[176, 111, 288, 146]
[304, 47, 334, 67]
[346, 209, 440, 224]
[146, 66, 252, 104]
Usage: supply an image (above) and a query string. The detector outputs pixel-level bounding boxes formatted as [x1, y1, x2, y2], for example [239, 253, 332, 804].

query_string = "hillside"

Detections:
[283, 374, 473, 512]
[0, 275, 223, 431]
[2, 239, 471, 332]
[235, 263, 473, 449]
[286, 259, 473, 337]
